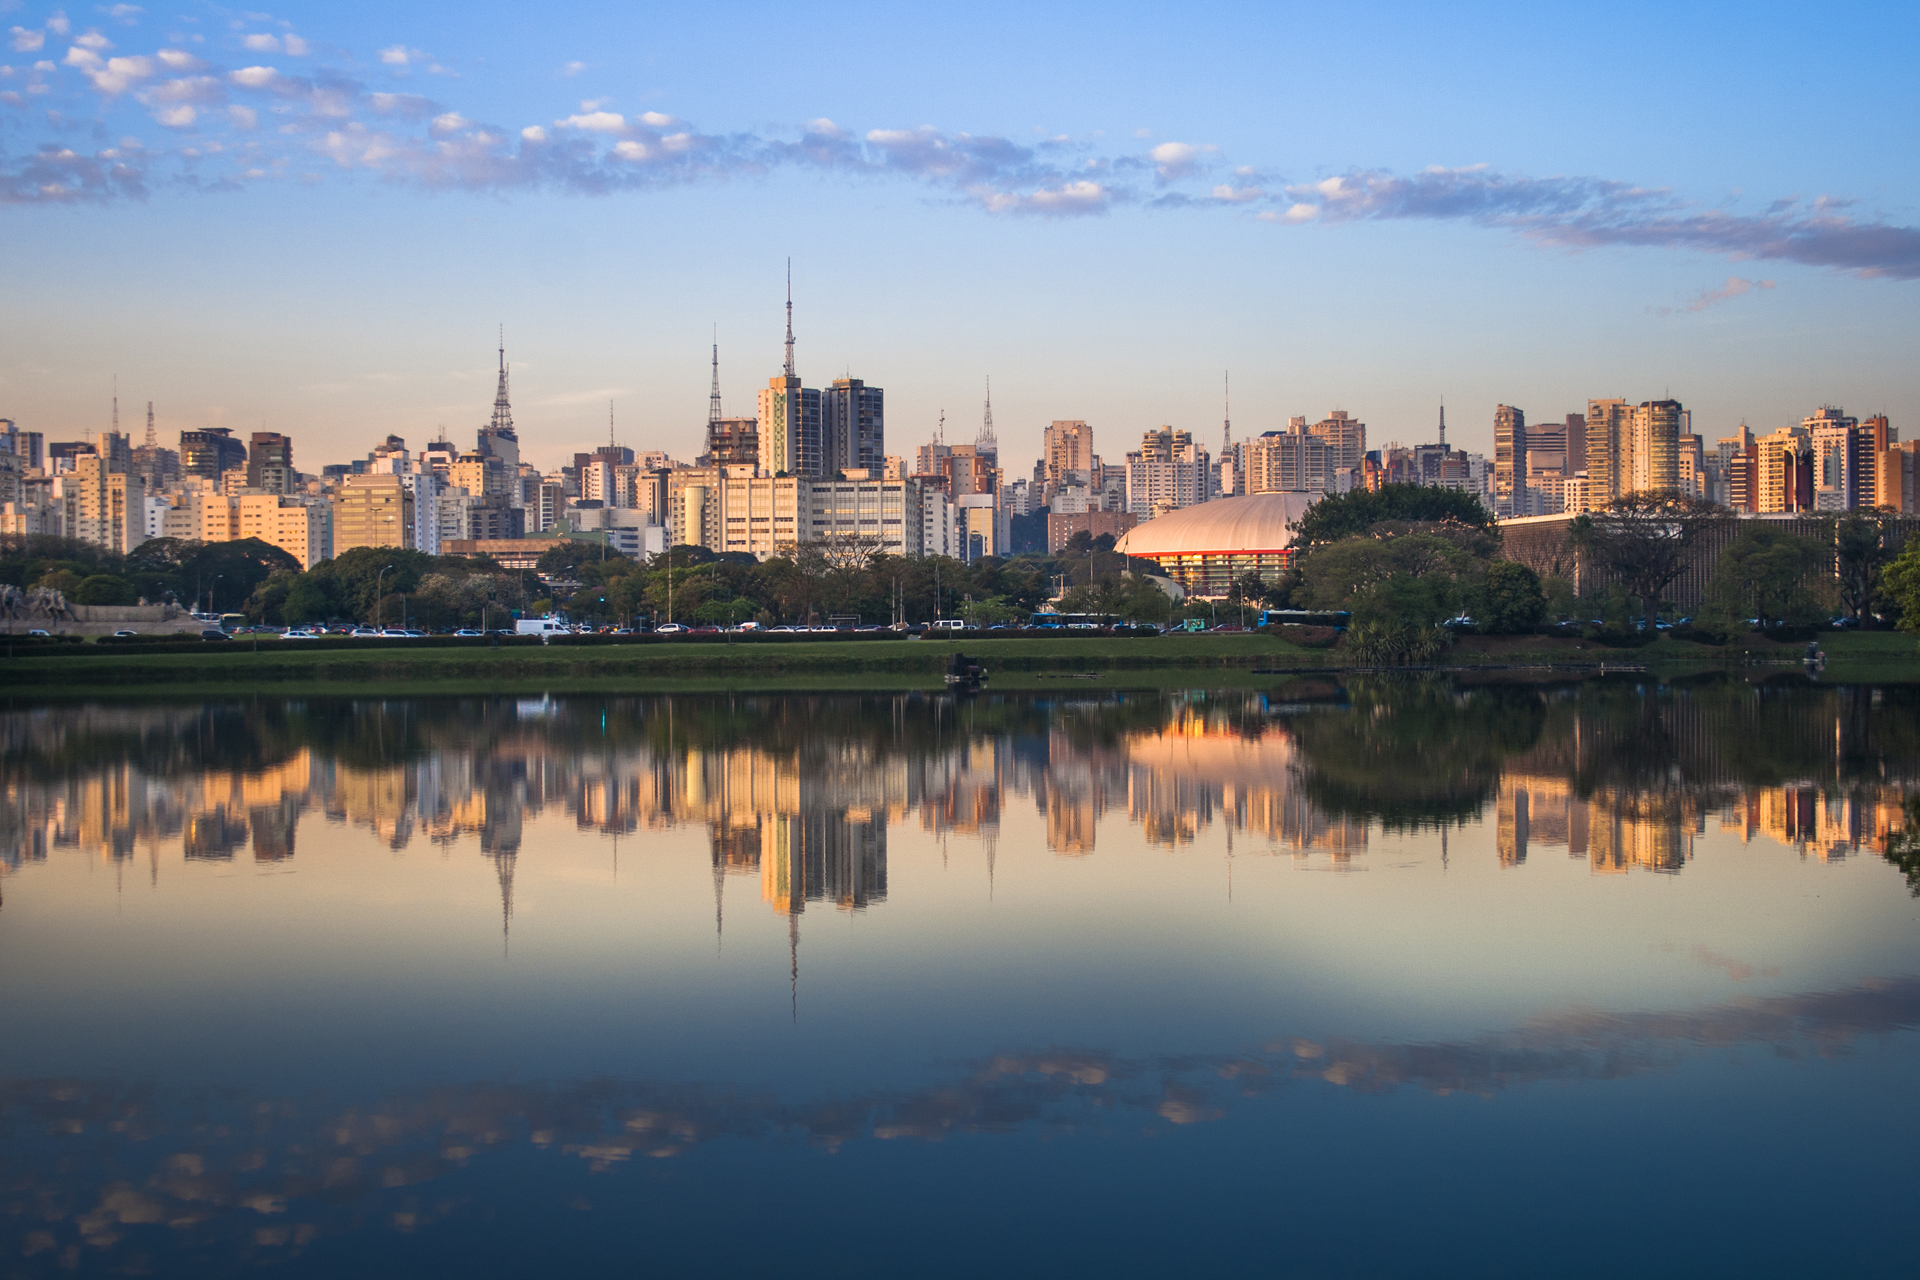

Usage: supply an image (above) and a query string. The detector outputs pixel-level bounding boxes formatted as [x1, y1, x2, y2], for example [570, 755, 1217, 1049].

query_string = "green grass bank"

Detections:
[0, 629, 1913, 700]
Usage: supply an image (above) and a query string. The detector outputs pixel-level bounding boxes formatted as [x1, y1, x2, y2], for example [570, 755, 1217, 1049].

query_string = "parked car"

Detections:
[350, 628, 382, 638]
[655, 623, 687, 634]
[453, 629, 484, 637]
[201, 629, 231, 641]
[27, 629, 51, 637]
[112, 629, 139, 637]
[285, 630, 321, 640]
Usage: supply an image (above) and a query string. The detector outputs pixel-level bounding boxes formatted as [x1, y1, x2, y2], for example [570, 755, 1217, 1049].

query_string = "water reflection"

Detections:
[5, 681, 1918, 909]
[5, 972, 1917, 1273]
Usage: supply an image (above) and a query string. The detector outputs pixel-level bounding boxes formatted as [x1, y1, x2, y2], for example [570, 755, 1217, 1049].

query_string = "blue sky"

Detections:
[2, 0, 1916, 471]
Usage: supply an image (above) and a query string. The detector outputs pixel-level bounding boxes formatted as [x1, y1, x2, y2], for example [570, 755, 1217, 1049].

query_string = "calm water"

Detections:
[3, 678, 1919, 1278]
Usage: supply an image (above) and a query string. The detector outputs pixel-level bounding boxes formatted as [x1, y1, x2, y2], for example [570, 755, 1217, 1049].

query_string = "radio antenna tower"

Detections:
[145, 401, 156, 448]
[609, 400, 616, 450]
[977, 377, 997, 455]
[708, 326, 723, 424]
[1438, 399, 1447, 451]
[783, 260, 796, 378]
[491, 326, 515, 435]
[1222, 371, 1232, 454]
[935, 409, 945, 446]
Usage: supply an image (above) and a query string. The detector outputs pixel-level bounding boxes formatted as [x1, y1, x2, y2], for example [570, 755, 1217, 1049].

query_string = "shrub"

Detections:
[1268, 624, 1339, 649]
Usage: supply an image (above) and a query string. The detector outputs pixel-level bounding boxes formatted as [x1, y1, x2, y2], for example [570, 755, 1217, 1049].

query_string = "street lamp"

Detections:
[207, 574, 223, 618]
[376, 564, 393, 630]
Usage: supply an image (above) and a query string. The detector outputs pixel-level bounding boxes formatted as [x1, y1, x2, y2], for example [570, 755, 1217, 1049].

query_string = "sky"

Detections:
[2, 0, 1916, 473]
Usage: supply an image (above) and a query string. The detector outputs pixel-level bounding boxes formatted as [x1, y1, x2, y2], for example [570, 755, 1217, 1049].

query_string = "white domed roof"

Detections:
[1113, 492, 1318, 557]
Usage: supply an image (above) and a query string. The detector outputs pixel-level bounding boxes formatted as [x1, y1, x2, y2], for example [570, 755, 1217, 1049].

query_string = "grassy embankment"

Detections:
[0, 629, 1913, 700]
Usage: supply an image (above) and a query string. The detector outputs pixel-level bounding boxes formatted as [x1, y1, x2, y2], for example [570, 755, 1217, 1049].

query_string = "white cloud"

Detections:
[227, 104, 256, 128]
[557, 110, 624, 132]
[429, 111, 467, 136]
[283, 36, 308, 56]
[47, 13, 71, 37]
[378, 45, 412, 66]
[155, 48, 203, 70]
[805, 117, 845, 138]
[1210, 184, 1264, 203]
[152, 103, 193, 127]
[1149, 140, 1216, 179]
[66, 47, 154, 94]
[520, 125, 546, 142]
[982, 180, 1109, 216]
[8, 28, 44, 53]
[242, 33, 279, 52]
[74, 29, 111, 51]
[228, 65, 276, 88]
[561, 60, 585, 76]
[611, 139, 647, 160]
[107, 5, 143, 23]
[142, 74, 221, 105]
[639, 111, 675, 128]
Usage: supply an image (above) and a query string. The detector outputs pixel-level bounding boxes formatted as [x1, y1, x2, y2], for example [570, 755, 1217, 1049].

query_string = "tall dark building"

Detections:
[248, 432, 294, 491]
[180, 427, 246, 479]
[823, 378, 885, 475]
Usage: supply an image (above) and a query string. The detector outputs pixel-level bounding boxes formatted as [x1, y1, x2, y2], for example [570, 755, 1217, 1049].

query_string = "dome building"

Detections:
[1112, 492, 1317, 597]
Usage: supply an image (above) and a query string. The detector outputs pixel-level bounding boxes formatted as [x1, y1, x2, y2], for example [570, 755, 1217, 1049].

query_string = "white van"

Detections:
[931, 619, 965, 632]
[515, 617, 571, 637]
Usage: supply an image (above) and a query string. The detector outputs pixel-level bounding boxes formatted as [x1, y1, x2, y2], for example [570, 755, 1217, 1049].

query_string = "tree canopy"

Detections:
[1288, 483, 1496, 549]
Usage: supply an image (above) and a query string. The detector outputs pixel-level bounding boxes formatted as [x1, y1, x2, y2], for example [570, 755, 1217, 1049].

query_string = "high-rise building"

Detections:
[1125, 427, 1209, 516]
[757, 269, 824, 478]
[1802, 407, 1863, 511]
[248, 432, 294, 494]
[331, 473, 417, 553]
[1878, 441, 1916, 514]
[706, 417, 760, 467]
[1043, 420, 1094, 487]
[1628, 399, 1682, 495]
[180, 427, 246, 480]
[1307, 410, 1366, 477]
[65, 453, 145, 553]
[1755, 427, 1813, 513]
[822, 378, 884, 476]
[1583, 399, 1630, 507]
[1493, 405, 1526, 517]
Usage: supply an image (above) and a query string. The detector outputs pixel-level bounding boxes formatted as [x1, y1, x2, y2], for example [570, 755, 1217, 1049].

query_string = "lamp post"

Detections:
[376, 564, 393, 630]
[207, 574, 223, 619]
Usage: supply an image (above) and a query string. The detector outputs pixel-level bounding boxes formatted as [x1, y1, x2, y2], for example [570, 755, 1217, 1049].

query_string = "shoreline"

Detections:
[1, 631, 1913, 701]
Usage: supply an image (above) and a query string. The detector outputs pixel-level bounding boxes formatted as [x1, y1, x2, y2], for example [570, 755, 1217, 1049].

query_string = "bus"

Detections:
[1256, 609, 1351, 631]
[1028, 612, 1120, 630]
[219, 613, 249, 633]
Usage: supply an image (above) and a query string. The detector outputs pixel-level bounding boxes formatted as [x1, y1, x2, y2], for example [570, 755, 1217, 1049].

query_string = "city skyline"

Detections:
[3, 2, 1917, 469]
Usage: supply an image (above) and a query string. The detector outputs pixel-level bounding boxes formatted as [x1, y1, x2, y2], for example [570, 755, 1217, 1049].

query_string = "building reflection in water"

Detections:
[3, 682, 1917, 919]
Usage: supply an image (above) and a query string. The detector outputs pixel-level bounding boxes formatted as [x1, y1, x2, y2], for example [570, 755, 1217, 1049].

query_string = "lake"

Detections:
[3, 677, 1918, 1277]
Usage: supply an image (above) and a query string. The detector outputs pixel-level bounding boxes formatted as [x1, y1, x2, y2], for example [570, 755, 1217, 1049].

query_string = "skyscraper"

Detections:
[1493, 404, 1526, 516]
[180, 427, 246, 480]
[757, 268, 823, 476]
[248, 432, 294, 494]
[823, 378, 885, 475]
[1043, 420, 1094, 486]
[1584, 399, 1630, 507]
[477, 334, 521, 500]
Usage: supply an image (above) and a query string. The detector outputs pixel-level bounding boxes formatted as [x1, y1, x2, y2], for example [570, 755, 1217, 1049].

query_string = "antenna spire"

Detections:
[977, 376, 997, 453]
[490, 327, 515, 437]
[783, 260, 795, 379]
[709, 325, 723, 424]
[935, 409, 945, 446]
[1438, 399, 1447, 450]
[145, 401, 155, 448]
[1222, 370, 1232, 453]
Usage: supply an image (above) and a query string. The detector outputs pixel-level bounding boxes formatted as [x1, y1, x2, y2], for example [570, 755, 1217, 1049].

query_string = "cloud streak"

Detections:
[2, 30, 1915, 281]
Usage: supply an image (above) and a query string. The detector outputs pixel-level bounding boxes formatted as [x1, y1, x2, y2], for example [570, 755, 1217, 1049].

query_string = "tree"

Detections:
[1831, 511, 1898, 625]
[1476, 561, 1545, 634]
[536, 539, 605, 579]
[1575, 491, 1732, 632]
[1707, 523, 1830, 627]
[72, 574, 137, 606]
[1288, 483, 1496, 549]
[1884, 539, 1920, 640]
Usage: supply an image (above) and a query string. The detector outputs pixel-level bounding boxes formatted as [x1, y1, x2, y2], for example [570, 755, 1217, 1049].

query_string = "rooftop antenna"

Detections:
[1222, 370, 1232, 454]
[978, 376, 997, 454]
[1438, 399, 1447, 451]
[144, 401, 155, 449]
[490, 325, 515, 436]
[934, 409, 945, 446]
[783, 259, 795, 379]
[708, 325, 723, 424]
